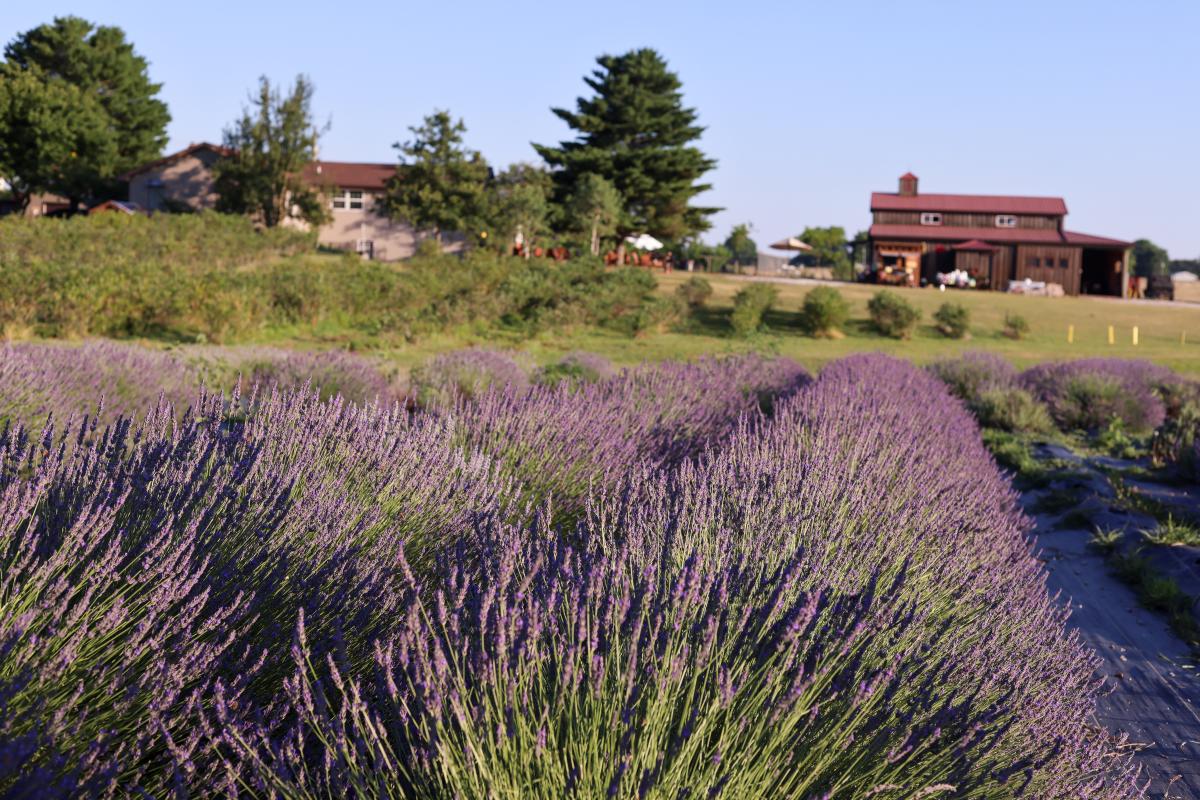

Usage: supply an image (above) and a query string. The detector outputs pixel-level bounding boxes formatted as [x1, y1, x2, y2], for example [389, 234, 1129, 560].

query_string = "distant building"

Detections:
[121, 143, 423, 260]
[124, 143, 231, 212]
[867, 173, 1131, 296]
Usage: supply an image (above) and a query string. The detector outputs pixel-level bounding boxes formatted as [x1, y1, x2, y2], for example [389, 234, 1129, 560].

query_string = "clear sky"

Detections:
[4, 0, 1198, 257]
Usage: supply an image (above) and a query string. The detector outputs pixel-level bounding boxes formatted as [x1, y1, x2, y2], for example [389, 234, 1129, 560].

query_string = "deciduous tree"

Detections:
[799, 225, 853, 280]
[0, 16, 169, 208]
[484, 163, 552, 257]
[535, 49, 718, 248]
[1131, 238, 1169, 277]
[724, 223, 758, 267]
[565, 173, 622, 255]
[214, 75, 327, 228]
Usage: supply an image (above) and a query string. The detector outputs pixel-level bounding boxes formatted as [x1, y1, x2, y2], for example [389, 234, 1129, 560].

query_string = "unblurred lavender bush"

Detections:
[211, 355, 1138, 799]
[409, 348, 530, 407]
[0, 387, 506, 796]
[1020, 359, 1177, 433]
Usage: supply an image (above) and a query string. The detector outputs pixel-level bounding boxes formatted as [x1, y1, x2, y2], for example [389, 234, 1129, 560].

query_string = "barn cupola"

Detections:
[898, 172, 919, 197]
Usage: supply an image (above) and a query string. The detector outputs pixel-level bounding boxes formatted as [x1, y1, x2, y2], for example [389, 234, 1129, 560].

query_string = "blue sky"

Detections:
[5, 1, 1198, 256]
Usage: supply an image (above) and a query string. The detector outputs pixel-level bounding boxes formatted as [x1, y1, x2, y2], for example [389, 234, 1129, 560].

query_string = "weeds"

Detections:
[1141, 515, 1200, 547]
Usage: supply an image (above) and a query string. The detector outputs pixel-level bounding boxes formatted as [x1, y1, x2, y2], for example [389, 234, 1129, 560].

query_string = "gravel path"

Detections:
[1022, 448, 1200, 797]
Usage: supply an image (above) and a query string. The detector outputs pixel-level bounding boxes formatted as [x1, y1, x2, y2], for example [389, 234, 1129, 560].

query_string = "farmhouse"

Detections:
[867, 173, 1131, 296]
[122, 143, 422, 260]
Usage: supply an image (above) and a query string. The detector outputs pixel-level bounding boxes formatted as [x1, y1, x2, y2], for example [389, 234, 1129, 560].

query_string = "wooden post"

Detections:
[1132, 326, 1139, 346]
[1067, 324, 1074, 344]
[1183, 331, 1188, 346]
[1107, 325, 1115, 345]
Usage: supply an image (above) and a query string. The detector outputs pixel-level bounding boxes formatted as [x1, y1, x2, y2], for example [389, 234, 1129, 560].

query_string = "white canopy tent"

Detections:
[625, 233, 664, 251]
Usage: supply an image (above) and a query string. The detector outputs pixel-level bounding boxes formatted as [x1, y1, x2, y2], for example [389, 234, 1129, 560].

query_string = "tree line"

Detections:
[0, 18, 734, 262]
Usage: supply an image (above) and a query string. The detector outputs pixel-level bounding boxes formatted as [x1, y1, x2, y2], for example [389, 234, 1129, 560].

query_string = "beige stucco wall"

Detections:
[317, 191, 420, 261]
[129, 150, 222, 211]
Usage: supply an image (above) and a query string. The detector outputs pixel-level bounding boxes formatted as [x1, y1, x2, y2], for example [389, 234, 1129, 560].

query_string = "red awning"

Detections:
[952, 239, 996, 251]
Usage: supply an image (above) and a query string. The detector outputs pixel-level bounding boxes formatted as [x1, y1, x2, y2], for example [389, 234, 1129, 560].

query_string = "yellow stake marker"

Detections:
[1183, 331, 1188, 346]
[1107, 325, 1115, 345]
[1132, 326, 1139, 346]
[1067, 324, 1074, 343]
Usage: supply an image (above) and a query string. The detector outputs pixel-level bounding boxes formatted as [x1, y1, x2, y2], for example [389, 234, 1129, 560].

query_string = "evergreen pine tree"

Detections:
[535, 49, 718, 247]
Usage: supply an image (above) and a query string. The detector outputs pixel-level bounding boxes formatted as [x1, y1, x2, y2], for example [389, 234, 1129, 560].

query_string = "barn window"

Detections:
[1059, 258, 1068, 268]
[920, 212, 942, 226]
[995, 215, 1017, 228]
[1029, 257, 1040, 267]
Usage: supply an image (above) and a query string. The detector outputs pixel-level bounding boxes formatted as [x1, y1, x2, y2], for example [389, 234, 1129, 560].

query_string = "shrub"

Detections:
[1003, 312, 1031, 340]
[971, 387, 1054, 433]
[533, 351, 616, 388]
[927, 351, 1018, 404]
[867, 290, 920, 338]
[1151, 396, 1200, 473]
[674, 275, 713, 310]
[0, 215, 670, 343]
[798, 286, 850, 338]
[730, 283, 778, 336]
[933, 301, 970, 338]
[409, 348, 530, 407]
[1020, 359, 1175, 434]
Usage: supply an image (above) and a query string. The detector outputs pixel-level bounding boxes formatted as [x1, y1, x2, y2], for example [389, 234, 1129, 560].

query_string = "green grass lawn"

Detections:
[355, 272, 1199, 376]
[38, 264, 1200, 377]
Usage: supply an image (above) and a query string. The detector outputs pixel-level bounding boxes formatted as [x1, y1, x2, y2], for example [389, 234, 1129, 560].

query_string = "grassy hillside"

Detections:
[2, 213, 1195, 375]
[346, 272, 1198, 376]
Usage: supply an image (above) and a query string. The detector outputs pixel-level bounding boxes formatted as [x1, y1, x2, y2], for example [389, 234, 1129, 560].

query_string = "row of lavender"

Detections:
[929, 351, 1200, 475]
[1, 346, 1141, 796]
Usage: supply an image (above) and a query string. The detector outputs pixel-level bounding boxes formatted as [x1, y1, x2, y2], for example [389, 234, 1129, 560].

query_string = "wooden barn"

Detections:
[867, 174, 1131, 296]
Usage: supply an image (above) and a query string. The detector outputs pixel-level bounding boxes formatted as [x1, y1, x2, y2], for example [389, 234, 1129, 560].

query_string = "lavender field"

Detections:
[4, 340, 1189, 798]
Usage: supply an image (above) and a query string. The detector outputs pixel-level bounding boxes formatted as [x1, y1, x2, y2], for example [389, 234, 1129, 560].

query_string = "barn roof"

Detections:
[869, 224, 1130, 249]
[870, 192, 1068, 215]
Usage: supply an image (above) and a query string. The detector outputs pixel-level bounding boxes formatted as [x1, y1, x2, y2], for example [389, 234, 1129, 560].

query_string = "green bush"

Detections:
[1002, 312, 1030, 340]
[971, 388, 1054, 434]
[867, 290, 920, 339]
[933, 302, 970, 339]
[730, 283, 778, 337]
[798, 286, 849, 338]
[675, 276, 713, 310]
[0, 214, 668, 343]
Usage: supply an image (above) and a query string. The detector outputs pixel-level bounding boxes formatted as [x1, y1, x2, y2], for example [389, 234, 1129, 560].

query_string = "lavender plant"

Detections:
[0, 349, 1145, 798]
[204, 354, 1140, 798]
[448, 354, 810, 517]
[1020, 359, 1178, 433]
[409, 348, 531, 407]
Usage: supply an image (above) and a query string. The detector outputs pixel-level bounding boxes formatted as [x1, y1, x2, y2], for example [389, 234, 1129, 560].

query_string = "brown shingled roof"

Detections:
[302, 161, 396, 190]
[120, 142, 233, 180]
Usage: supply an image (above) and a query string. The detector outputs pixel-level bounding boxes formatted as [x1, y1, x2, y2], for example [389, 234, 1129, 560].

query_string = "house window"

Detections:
[995, 215, 1017, 228]
[920, 212, 942, 226]
[331, 189, 365, 210]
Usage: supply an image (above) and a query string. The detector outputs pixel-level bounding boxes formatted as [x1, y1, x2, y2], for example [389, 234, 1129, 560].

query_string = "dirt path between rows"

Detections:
[1022, 448, 1200, 797]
